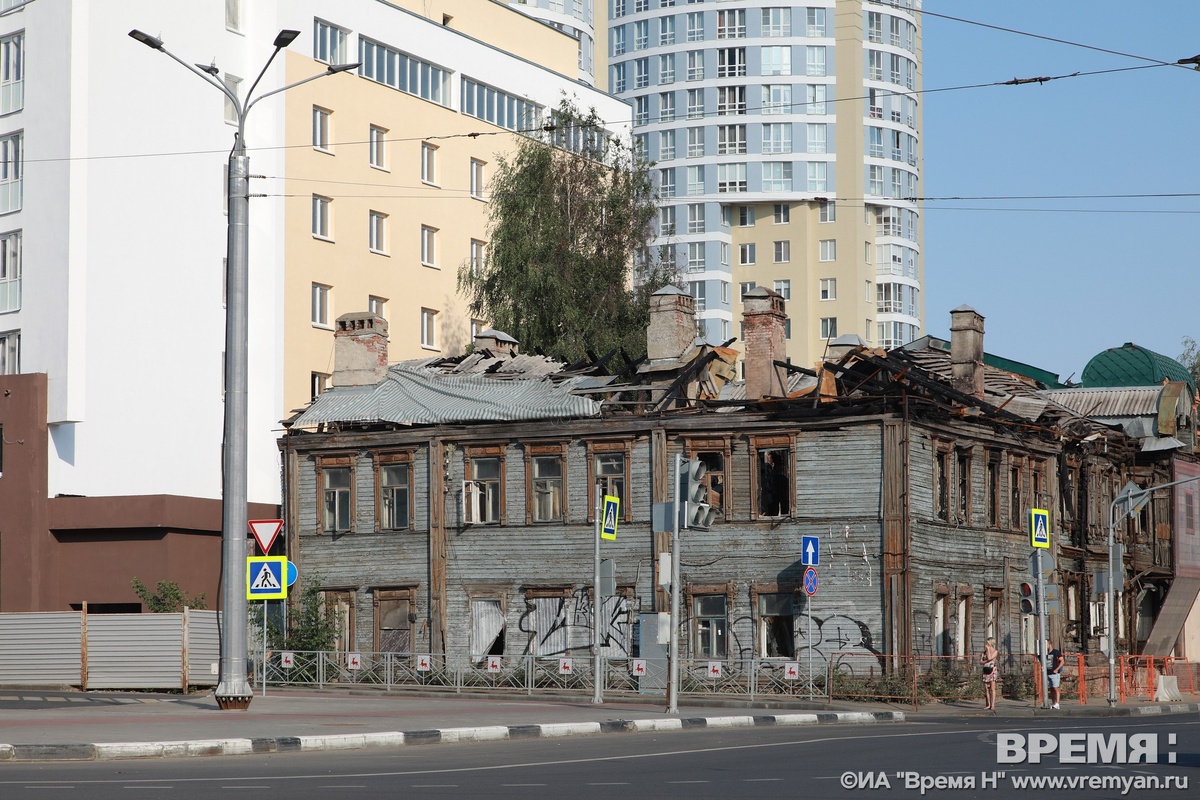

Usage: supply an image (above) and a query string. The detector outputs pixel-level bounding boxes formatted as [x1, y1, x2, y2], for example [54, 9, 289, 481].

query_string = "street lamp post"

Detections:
[1106, 474, 1200, 706]
[129, 28, 357, 710]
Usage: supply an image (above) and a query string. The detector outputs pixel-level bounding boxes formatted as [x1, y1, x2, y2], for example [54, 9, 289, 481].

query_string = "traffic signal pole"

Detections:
[1035, 548, 1048, 709]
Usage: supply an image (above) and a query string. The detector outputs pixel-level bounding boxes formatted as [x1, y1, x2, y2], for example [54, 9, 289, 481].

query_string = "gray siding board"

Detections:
[186, 611, 221, 686]
[87, 614, 182, 690]
[0, 613, 82, 685]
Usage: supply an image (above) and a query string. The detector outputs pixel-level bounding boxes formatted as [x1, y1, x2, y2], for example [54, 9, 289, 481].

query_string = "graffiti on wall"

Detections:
[517, 593, 631, 657]
[794, 612, 884, 673]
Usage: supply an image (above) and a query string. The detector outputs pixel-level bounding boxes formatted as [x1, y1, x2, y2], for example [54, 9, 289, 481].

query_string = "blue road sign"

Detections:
[601, 495, 620, 541]
[247, 556, 287, 600]
[1030, 508, 1050, 549]
[801, 535, 819, 566]
[286, 559, 298, 587]
[803, 566, 819, 596]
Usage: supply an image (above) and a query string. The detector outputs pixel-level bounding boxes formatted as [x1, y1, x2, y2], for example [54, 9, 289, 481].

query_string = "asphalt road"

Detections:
[2, 716, 1196, 800]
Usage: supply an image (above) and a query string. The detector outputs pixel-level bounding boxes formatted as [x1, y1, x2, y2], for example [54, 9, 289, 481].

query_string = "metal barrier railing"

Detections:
[251, 649, 1197, 706]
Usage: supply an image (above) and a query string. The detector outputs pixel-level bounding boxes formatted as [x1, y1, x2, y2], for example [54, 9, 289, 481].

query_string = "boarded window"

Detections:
[375, 591, 412, 653]
[525, 595, 569, 656]
[322, 590, 355, 653]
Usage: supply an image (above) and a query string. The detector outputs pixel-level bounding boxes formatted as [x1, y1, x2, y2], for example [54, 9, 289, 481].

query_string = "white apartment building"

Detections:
[607, 0, 923, 366]
[0, 0, 626, 611]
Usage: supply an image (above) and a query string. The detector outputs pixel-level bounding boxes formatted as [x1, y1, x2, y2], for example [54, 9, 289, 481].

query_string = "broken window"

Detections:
[757, 447, 791, 517]
[934, 447, 951, 522]
[759, 592, 795, 657]
[321, 589, 355, 653]
[693, 594, 727, 658]
[933, 591, 949, 657]
[696, 450, 725, 518]
[531, 455, 564, 522]
[1009, 461, 1025, 530]
[470, 598, 505, 659]
[464, 454, 502, 525]
[956, 447, 971, 524]
[596, 453, 625, 505]
[955, 591, 971, 657]
[374, 590, 412, 653]
[986, 452, 1001, 528]
[322, 464, 353, 533]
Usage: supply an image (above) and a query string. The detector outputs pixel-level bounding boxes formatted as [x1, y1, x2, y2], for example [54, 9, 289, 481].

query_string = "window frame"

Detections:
[470, 158, 486, 200]
[420, 141, 438, 185]
[368, 210, 388, 254]
[420, 307, 438, 349]
[463, 444, 507, 526]
[749, 434, 794, 520]
[312, 106, 331, 152]
[374, 451, 414, 532]
[317, 454, 356, 534]
[773, 240, 790, 263]
[310, 282, 331, 327]
[586, 440, 632, 523]
[420, 225, 438, 267]
[686, 437, 732, 523]
[686, 583, 734, 659]
[525, 443, 569, 524]
[373, 586, 416, 653]
[369, 125, 388, 170]
[311, 194, 332, 240]
[752, 585, 799, 658]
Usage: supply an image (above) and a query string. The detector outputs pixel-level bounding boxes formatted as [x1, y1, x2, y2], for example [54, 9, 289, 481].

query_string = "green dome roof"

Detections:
[1081, 343, 1194, 390]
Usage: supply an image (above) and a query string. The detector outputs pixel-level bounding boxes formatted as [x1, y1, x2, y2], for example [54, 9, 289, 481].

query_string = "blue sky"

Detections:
[921, 1, 1200, 382]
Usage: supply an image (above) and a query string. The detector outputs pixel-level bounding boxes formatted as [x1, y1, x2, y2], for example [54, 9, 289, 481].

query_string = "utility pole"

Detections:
[129, 27, 358, 710]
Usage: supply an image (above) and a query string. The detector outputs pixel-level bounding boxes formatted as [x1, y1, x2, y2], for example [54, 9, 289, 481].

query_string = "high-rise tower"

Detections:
[608, 0, 923, 367]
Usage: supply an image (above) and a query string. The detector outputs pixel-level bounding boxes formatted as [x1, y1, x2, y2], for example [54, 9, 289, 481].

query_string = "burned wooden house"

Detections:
[278, 289, 1198, 675]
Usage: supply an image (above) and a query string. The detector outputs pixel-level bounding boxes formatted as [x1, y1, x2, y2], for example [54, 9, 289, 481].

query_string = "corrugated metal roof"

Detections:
[1041, 386, 1163, 418]
[292, 364, 601, 428]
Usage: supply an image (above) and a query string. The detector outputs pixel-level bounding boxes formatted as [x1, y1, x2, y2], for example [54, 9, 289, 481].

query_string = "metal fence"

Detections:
[0, 609, 220, 690]
[251, 651, 824, 699]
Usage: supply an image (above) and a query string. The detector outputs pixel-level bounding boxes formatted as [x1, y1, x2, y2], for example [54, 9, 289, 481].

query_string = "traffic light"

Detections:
[681, 458, 717, 529]
[1019, 582, 1037, 614]
[1043, 583, 1060, 616]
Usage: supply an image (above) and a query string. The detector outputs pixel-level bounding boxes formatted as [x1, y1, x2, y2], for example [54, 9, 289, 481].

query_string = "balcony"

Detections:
[0, 275, 18, 312]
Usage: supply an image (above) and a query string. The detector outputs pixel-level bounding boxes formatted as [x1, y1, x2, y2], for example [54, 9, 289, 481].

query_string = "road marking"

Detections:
[668, 780, 709, 783]
[744, 777, 784, 781]
[500, 784, 546, 787]
[319, 785, 366, 789]
[124, 787, 174, 790]
[587, 783, 629, 786]
[411, 785, 458, 788]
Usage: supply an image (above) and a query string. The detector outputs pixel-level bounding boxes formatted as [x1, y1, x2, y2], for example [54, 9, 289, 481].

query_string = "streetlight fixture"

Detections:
[1106, 474, 1200, 706]
[129, 27, 358, 710]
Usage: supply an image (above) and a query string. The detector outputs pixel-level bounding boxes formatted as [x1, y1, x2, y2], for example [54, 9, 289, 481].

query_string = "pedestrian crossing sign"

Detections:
[246, 556, 288, 600]
[601, 495, 619, 540]
[1030, 508, 1050, 549]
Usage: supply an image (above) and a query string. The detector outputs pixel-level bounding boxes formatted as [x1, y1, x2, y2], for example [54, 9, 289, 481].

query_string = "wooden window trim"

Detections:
[685, 581, 735, 659]
[956, 445, 973, 526]
[464, 443, 508, 526]
[686, 436, 733, 522]
[524, 442, 569, 525]
[373, 449, 415, 533]
[586, 439, 633, 522]
[373, 586, 416, 653]
[748, 433, 795, 521]
[316, 453, 357, 534]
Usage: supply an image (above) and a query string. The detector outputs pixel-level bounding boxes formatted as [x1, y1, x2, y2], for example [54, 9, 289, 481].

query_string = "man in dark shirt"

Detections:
[1045, 639, 1065, 709]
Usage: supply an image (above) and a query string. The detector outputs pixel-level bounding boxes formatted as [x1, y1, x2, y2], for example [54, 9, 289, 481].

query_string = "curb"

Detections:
[0, 710, 905, 763]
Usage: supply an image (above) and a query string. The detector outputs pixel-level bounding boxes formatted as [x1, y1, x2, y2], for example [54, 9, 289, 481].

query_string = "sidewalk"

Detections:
[0, 688, 1193, 762]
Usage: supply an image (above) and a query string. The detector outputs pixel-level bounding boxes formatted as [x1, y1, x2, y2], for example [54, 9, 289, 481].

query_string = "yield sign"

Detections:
[249, 519, 283, 554]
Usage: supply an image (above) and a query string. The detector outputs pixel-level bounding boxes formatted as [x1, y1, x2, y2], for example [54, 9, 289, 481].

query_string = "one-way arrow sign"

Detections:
[801, 535, 819, 566]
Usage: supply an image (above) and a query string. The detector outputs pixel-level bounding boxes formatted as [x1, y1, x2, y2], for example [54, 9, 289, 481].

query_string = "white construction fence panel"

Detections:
[0, 612, 82, 685]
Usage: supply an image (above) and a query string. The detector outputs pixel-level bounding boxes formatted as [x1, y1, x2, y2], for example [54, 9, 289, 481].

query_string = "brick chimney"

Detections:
[949, 305, 985, 399]
[332, 312, 389, 387]
[742, 287, 788, 400]
[473, 329, 520, 357]
[646, 285, 696, 362]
